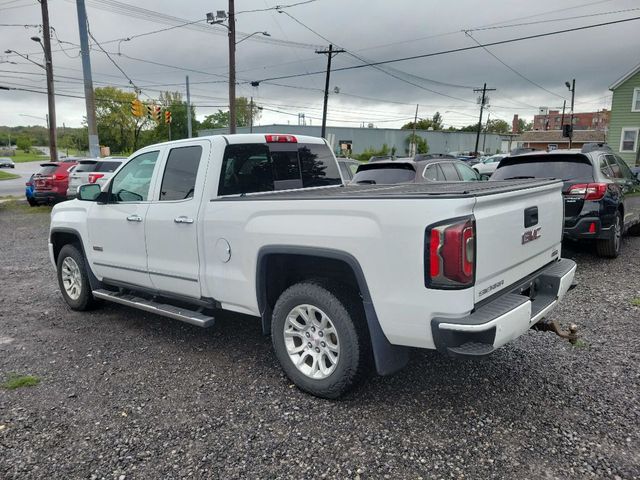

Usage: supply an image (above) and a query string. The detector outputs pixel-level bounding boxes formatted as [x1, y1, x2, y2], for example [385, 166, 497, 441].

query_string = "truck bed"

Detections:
[212, 179, 561, 201]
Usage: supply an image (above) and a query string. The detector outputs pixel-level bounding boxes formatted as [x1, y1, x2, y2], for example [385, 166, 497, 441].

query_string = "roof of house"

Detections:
[609, 61, 640, 90]
[517, 130, 607, 143]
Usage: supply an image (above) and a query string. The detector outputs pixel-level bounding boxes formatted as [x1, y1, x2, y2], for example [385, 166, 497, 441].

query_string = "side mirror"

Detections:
[77, 183, 101, 201]
[480, 173, 490, 181]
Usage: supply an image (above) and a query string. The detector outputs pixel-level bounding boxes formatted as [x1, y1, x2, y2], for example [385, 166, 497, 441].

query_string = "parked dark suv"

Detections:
[492, 144, 640, 257]
[351, 157, 487, 184]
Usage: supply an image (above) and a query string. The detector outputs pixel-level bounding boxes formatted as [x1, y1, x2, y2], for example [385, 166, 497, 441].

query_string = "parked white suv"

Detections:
[67, 157, 126, 198]
[49, 134, 576, 398]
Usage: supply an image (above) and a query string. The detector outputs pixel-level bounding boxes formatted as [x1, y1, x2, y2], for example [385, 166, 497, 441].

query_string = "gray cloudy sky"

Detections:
[1, 0, 639, 130]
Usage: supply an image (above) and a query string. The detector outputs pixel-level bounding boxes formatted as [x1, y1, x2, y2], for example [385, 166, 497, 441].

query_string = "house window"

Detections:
[633, 88, 640, 112]
[620, 128, 639, 152]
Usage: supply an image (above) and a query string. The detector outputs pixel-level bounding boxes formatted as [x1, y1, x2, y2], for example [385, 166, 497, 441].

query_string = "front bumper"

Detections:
[431, 258, 577, 357]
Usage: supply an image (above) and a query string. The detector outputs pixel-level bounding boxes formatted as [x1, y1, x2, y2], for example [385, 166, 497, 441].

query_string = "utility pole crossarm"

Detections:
[316, 44, 345, 139]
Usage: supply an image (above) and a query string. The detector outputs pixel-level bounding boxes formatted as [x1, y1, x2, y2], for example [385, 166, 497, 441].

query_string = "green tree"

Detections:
[16, 135, 32, 152]
[405, 134, 429, 155]
[517, 118, 533, 133]
[95, 86, 151, 153]
[353, 143, 390, 162]
[401, 112, 443, 131]
[486, 119, 510, 134]
[200, 97, 261, 130]
[150, 91, 198, 142]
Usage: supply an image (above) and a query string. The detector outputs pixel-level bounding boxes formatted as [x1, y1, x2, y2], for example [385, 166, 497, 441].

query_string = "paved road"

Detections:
[0, 161, 45, 198]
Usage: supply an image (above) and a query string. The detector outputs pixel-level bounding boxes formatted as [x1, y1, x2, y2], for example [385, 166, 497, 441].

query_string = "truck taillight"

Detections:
[265, 134, 297, 143]
[425, 217, 475, 289]
[567, 183, 607, 200]
[88, 173, 104, 183]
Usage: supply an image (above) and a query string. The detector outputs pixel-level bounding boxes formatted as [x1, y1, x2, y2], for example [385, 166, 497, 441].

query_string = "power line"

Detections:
[236, 0, 320, 15]
[87, 28, 139, 91]
[463, 30, 566, 100]
[252, 15, 640, 83]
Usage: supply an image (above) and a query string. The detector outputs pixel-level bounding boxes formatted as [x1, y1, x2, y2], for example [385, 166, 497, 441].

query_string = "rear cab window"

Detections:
[218, 141, 341, 195]
[492, 154, 594, 182]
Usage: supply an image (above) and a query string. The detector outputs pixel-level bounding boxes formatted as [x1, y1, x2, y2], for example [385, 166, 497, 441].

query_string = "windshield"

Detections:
[492, 154, 594, 181]
[352, 164, 416, 184]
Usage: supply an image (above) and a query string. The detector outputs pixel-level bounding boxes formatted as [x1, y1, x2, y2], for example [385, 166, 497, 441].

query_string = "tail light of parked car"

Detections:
[566, 183, 607, 201]
[425, 216, 475, 289]
[88, 173, 104, 183]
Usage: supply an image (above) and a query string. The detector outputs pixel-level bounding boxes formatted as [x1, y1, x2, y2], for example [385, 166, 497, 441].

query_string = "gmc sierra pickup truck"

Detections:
[49, 134, 577, 398]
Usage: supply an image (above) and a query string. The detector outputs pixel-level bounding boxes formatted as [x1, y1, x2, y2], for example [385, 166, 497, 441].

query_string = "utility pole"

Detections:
[186, 75, 192, 138]
[39, 0, 58, 162]
[228, 0, 237, 134]
[411, 103, 419, 157]
[316, 44, 345, 139]
[568, 79, 575, 148]
[76, 0, 99, 158]
[482, 112, 490, 152]
[473, 83, 496, 155]
[560, 100, 566, 130]
[249, 96, 254, 133]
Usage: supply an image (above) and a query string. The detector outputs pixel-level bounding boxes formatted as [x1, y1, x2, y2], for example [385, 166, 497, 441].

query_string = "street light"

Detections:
[207, 5, 269, 134]
[4, 49, 44, 69]
[236, 31, 270, 44]
[565, 79, 576, 148]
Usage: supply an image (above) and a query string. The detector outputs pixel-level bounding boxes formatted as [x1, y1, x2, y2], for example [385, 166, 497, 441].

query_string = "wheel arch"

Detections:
[50, 227, 101, 290]
[256, 245, 409, 376]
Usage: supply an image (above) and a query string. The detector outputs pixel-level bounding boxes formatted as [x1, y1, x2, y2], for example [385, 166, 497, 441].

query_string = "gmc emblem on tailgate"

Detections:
[522, 227, 542, 245]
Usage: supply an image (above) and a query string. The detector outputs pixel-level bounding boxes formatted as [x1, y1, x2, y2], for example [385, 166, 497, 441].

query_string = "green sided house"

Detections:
[609, 62, 640, 166]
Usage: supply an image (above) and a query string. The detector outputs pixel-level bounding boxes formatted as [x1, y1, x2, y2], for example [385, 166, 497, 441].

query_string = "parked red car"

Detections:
[33, 162, 77, 205]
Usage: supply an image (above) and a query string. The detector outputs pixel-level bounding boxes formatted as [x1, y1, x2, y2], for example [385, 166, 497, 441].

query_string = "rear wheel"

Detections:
[56, 244, 98, 311]
[596, 212, 622, 258]
[27, 198, 37, 207]
[271, 281, 369, 399]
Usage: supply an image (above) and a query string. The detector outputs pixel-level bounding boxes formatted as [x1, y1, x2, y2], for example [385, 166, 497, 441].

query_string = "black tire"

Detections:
[56, 244, 98, 311]
[628, 222, 640, 236]
[27, 198, 37, 207]
[596, 211, 622, 258]
[271, 281, 370, 399]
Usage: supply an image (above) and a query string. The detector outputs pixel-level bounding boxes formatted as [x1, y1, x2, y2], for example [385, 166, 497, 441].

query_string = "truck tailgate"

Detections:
[473, 181, 563, 303]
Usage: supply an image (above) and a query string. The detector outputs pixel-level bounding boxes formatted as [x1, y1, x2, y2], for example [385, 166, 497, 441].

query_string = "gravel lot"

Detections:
[1, 204, 639, 479]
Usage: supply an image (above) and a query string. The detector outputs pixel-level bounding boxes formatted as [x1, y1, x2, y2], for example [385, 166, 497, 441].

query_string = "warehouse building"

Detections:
[198, 124, 510, 156]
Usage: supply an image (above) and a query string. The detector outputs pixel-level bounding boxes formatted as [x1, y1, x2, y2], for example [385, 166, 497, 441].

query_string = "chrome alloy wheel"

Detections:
[283, 304, 340, 380]
[61, 256, 82, 300]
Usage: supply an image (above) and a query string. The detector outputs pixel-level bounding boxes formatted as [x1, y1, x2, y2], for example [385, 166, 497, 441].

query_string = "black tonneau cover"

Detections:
[213, 178, 561, 201]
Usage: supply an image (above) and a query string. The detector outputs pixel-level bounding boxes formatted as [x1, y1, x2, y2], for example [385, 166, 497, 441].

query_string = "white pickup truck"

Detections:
[49, 134, 577, 398]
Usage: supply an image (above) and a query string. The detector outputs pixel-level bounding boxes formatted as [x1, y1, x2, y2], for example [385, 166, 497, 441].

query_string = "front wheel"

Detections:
[271, 281, 370, 399]
[56, 244, 98, 311]
[596, 212, 622, 258]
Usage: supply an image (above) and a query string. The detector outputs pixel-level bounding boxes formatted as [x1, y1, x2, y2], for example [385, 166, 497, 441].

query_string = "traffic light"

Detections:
[131, 99, 143, 117]
[165, 110, 172, 124]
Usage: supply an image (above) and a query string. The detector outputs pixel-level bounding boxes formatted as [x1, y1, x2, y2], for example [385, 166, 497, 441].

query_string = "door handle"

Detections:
[126, 214, 143, 222]
[174, 216, 194, 224]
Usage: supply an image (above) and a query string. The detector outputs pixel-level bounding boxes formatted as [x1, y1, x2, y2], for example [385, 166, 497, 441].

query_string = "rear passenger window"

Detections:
[455, 163, 479, 181]
[218, 142, 341, 196]
[159, 146, 202, 201]
[605, 155, 624, 179]
[599, 156, 613, 178]
[423, 164, 444, 181]
[439, 162, 461, 181]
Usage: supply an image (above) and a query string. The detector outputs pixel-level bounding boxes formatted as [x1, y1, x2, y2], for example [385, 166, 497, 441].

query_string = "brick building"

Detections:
[517, 129, 606, 151]
[533, 108, 609, 131]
